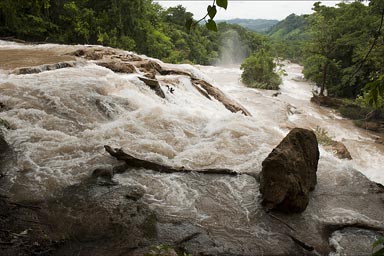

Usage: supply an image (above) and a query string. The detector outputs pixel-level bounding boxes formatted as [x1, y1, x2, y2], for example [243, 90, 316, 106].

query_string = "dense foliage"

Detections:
[268, 0, 384, 107]
[240, 48, 282, 90]
[3, 0, 382, 99]
[0, 0, 268, 66]
[303, 1, 382, 98]
[268, 14, 309, 63]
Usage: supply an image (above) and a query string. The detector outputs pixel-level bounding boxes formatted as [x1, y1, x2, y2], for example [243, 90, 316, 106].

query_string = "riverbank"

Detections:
[311, 95, 384, 137]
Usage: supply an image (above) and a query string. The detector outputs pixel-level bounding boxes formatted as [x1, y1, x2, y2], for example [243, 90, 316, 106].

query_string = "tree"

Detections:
[240, 47, 282, 90]
[302, 1, 383, 98]
[303, 3, 340, 96]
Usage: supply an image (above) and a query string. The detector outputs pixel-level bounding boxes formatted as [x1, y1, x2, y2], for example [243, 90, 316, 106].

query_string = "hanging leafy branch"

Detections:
[185, 0, 228, 32]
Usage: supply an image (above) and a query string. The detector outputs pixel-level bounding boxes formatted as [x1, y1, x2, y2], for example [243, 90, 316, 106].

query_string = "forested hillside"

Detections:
[217, 19, 279, 33]
[269, 1, 383, 99]
[0, 0, 269, 66]
[1, 0, 383, 110]
[268, 0, 384, 131]
[268, 14, 308, 62]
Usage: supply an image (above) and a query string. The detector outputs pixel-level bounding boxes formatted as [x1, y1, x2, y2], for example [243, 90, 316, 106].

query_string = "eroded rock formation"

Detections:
[326, 141, 352, 160]
[259, 128, 319, 213]
[69, 46, 251, 116]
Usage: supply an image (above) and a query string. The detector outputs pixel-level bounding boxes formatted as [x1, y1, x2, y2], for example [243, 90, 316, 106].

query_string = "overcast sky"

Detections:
[155, 1, 342, 20]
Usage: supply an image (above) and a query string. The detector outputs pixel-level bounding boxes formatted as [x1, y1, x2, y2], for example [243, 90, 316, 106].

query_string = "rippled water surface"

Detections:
[1, 42, 383, 254]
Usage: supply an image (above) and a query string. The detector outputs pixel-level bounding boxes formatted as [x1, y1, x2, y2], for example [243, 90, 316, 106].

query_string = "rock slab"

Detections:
[259, 128, 319, 213]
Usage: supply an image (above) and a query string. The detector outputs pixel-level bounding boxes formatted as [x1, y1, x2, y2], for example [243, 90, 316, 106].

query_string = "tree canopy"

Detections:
[0, 0, 268, 66]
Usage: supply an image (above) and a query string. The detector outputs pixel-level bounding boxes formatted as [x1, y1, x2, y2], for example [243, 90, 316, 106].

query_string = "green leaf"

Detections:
[216, 0, 228, 9]
[185, 18, 193, 31]
[207, 5, 217, 19]
[206, 19, 217, 32]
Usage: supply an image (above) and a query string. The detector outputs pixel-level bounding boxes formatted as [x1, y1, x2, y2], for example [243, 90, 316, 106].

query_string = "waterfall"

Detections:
[1, 41, 383, 255]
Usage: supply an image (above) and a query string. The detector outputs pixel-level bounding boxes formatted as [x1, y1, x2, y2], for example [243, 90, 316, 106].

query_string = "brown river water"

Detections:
[0, 41, 383, 255]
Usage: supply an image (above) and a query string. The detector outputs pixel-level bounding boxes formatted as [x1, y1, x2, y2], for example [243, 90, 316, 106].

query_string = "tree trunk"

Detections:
[104, 145, 238, 175]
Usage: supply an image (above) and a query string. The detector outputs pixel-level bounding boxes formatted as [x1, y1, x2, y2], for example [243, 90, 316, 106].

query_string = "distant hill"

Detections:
[268, 14, 308, 40]
[267, 14, 309, 62]
[217, 19, 279, 33]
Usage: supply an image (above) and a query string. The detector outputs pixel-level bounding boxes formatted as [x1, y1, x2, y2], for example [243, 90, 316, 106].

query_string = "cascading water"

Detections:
[1, 41, 383, 255]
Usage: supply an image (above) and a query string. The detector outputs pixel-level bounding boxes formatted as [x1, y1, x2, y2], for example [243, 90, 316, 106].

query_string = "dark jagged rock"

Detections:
[0, 133, 12, 177]
[71, 47, 143, 62]
[0, 102, 8, 112]
[192, 79, 252, 116]
[138, 76, 166, 98]
[259, 128, 320, 213]
[104, 145, 238, 175]
[132, 60, 163, 76]
[71, 48, 114, 60]
[12, 61, 76, 75]
[92, 168, 113, 180]
[158, 68, 192, 77]
[96, 61, 136, 74]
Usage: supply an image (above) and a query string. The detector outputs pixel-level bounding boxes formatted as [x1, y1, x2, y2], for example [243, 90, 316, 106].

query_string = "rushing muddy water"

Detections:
[201, 64, 384, 185]
[1, 41, 384, 255]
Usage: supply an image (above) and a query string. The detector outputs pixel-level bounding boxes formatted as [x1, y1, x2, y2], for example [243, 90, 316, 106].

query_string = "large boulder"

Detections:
[259, 128, 319, 213]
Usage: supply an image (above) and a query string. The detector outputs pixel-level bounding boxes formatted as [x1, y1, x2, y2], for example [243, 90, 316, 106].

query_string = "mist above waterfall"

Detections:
[215, 29, 249, 66]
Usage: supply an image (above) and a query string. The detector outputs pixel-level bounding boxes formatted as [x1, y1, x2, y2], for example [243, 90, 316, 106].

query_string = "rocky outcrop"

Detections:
[0, 134, 10, 156]
[138, 76, 166, 98]
[71, 48, 142, 62]
[192, 79, 252, 116]
[326, 141, 352, 160]
[68, 46, 251, 116]
[96, 61, 136, 74]
[259, 128, 319, 213]
[3, 40, 384, 256]
[11, 61, 77, 75]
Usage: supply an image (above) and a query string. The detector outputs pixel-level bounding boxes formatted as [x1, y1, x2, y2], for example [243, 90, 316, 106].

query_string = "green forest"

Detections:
[0, 0, 269, 66]
[270, 1, 384, 101]
[268, 0, 384, 131]
[0, 0, 383, 111]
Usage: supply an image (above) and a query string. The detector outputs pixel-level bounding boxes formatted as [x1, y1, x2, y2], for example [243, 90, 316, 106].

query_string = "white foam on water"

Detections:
[1, 44, 384, 252]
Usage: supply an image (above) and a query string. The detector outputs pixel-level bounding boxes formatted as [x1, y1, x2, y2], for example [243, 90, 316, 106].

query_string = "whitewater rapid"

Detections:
[200, 63, 384, 185]
[1, 41, 384, 255]
[0, 40, 383, 198]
